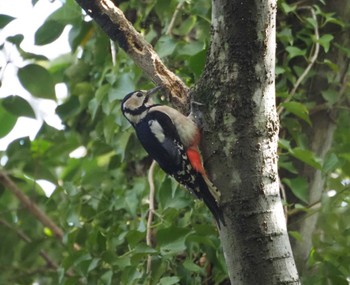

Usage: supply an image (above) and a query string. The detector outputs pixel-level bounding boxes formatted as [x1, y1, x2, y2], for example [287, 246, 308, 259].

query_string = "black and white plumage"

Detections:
[121, 86, 224, 226]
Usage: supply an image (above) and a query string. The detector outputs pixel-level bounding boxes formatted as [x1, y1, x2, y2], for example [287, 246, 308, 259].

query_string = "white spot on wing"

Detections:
[149, 120, 165, 143]
[150, 105, 199, 147]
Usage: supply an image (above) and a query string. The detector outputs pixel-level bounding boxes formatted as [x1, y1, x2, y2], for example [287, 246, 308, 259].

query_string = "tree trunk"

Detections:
[193, 0, 300, 284]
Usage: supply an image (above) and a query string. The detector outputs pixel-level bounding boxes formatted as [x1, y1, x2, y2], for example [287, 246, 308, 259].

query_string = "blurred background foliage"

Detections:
[0, 0, 349, 284]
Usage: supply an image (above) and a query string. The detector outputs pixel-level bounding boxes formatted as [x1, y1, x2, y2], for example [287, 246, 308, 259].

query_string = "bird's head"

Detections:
[121, 86, 160, 125]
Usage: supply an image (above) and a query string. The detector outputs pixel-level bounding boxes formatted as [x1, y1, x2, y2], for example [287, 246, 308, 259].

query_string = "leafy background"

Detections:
[0, 0, 349, 284]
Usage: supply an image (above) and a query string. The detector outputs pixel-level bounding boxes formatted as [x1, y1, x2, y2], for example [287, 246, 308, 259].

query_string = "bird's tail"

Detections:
[196, 175, 225, 228]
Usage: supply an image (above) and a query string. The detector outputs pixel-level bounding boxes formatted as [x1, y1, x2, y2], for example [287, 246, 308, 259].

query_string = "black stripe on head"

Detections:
[123, 105, 148, 116]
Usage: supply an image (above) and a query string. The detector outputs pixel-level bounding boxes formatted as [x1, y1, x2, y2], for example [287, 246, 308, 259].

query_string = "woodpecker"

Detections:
[121, 86, 224, 227]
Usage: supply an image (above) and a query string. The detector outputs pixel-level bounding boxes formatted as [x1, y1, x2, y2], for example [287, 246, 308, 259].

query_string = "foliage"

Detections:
[276, 1, 350, 284]
[0, 0, 349, 284]
[0, 0, 226, 284]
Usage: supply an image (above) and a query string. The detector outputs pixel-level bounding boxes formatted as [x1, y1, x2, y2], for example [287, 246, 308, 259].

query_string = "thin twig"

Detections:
[287, 200, 321, 218]
[277, 6, 320, 115]
[288, 185, 350, 219]
[0, 218, 60, 270]
[110, 39, 117, 66]
[0, 171, 64, 240]
[279, 179, 288, 223]
[0, 218, 77, 278]
[0, 171, 81, 250]
[146, 160, 156, 274]
[166, 0, 186, 35]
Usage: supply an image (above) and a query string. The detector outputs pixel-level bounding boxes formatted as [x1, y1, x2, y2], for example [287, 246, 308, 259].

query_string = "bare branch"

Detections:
[146, 160, 156, 273]
[0, 171, 64, 240]
[110, 39, 117, 66]
[0, 217, 78, 277]
[75, 0, 189, 112]
[166, 0, 186, 35]
[0, 171, 81, 251]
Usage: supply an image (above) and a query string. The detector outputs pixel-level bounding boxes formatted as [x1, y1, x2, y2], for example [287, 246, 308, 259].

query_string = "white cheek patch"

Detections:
[124, 112, 134, 123]
[149, 120, 165, 143]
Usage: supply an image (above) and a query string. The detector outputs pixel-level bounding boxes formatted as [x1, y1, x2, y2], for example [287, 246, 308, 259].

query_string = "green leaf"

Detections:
[278, 139, 292, 151]
[280, 3, 297, 14]
[64, 61, 90, 83]
[183, 259, 204, 274]
[282, 177, 309, 203]
[108, 74, 135, 101]
[159, 276, 180, 285]
[156, 36, 178, 58]
[317, 34, 334, 53]
[56, 96, 80, 121]
[157, 226, 191, 255]
[277, 27, 293, 45]
[0, 104, 17, 138]
[174, 15, 196, 36]
[321, 11, 345, 28]
[6, 34, 24, 46]
[188, 49, 206, 78]
[305, 17, 317, 29]
[112, 129, 132, 161]
[290, 147, 322, 170]
[87, 258, 100, 273]
[178, 41, 205, 56]
[90, 84, 110, 119]
[126, 230, 145, 247]
[133, 244, 158, 254]
[19, 50, 48, 61]
[34, 0, 81, 46]
[289, 231, 303, 241]
[323, 153, 339, 174]
[321, 89, 338, 105]
[286, 46, 306, 59]
[72, 82, 94, 98]
[323, 59, 339, 72]
[18, 64, 56, 99]
[49, 0, 81, 24]
[0, 14, 15, 28]
[281, 101, 311, 125]
[69, 21, 93, 51]
[100, 270, 113, 285]
[275, 66, 285, 76]
[35, 20, 65, 45]
[278, 159, 298, 174]
[1, 96, 36, 118]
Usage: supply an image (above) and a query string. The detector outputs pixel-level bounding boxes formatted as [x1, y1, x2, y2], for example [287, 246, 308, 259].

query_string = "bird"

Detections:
[121, 86, 224, 227]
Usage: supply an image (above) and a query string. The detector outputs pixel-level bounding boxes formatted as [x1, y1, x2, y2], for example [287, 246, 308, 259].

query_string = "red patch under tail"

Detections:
[186, 147, 206, 176]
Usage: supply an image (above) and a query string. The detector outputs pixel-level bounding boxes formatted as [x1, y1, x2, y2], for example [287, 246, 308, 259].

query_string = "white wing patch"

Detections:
[149, 105, 199, 147]
[149, 120, 165, 143]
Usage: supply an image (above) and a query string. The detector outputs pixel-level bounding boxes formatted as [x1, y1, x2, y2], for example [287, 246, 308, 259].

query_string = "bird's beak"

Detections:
[146, 86, 161, 97]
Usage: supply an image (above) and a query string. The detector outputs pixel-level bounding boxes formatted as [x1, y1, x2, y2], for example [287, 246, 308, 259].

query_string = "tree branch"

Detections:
[75, 0, 189, 112]
[0, 171, 64, 240]
[0, 171, 82, 251]
[166, 0, 185, 35]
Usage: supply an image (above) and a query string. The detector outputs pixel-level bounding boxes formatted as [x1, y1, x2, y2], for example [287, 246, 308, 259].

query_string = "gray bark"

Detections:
[194, 0, 300, 284]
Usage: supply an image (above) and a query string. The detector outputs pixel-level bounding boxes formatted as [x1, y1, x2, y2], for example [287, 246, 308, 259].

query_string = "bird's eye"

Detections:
[136, 92, 143, 98]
